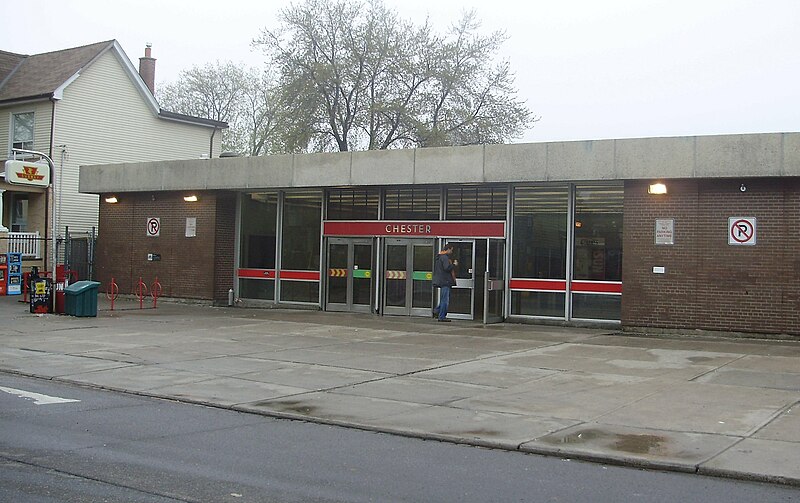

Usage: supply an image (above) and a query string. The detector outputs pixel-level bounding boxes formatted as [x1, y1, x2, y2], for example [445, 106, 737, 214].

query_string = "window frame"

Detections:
[10, 111, 35, 154]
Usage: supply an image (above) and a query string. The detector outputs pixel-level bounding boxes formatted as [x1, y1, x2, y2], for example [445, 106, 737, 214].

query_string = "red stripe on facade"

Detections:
[509, 279, 622, 294]
[238, 269, 276, 279]
[280, 270, 321, 281]
[509, 279, 567, 291]
[237, 269, 320, 281]
[571, 281, 623, 294]
[323, 221, 506, 238]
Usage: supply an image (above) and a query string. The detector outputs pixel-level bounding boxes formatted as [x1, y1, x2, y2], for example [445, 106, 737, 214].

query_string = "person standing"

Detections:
[432, 244, 458, 322]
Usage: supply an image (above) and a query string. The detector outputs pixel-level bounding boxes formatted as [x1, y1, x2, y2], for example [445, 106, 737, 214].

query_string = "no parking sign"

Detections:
[728, 217, 756, 246]
[147, 217, 160, 237]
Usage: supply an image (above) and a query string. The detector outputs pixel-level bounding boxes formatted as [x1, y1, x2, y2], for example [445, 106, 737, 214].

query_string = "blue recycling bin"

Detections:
[64, 281, 100, 317]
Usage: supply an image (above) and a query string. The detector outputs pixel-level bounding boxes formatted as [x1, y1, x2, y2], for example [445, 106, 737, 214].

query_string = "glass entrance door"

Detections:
[447, 240, 476, 320]
[484, 238, 506, 324]
[326, 238, 373, 313]
[383, 239, 435, 317]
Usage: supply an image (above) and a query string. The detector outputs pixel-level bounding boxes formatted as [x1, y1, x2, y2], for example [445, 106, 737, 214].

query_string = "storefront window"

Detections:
[327, 188, 379, 220]
[573, 185, 623, 281]
[384, 187, 441, 220]
[512, 186, 568, 279]
[446, 185, 507, 220]
[239, 192, 278, 300]
[240, 193, 278, 269]
[511, 185, 569, 317]
[572, 184, 623, 320]
[281, 191, 322, 303]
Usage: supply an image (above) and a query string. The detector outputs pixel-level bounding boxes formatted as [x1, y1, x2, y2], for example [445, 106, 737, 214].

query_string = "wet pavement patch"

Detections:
[539, 427, 667, 454]
[541, 428, 668, 454]
[250, 400, 320, 416]
[527, 423, 741, 465]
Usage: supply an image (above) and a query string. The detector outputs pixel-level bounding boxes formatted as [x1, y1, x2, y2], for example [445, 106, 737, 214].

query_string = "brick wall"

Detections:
[623, 178, 800, 335]
[96, 191, 236, 301]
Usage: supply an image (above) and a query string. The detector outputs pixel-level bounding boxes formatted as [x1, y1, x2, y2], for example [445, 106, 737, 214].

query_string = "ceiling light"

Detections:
[105, 196, 118, 203]
[183, 195, 198, 202]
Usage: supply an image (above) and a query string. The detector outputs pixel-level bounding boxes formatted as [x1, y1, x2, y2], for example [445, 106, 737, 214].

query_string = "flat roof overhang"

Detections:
[79, 132, 800, 195]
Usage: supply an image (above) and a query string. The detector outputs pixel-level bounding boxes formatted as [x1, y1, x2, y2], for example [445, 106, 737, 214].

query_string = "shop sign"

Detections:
[4, 160, 50, 187]
[323, 221, 506, 238]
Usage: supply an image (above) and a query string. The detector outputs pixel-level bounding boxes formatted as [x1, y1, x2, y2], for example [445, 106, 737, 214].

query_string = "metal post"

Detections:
[12, 148, 57, 313]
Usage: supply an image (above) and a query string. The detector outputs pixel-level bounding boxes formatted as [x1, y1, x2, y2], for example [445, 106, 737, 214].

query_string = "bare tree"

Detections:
[254, 0, 534, 152]
[158, 62, 288, 155]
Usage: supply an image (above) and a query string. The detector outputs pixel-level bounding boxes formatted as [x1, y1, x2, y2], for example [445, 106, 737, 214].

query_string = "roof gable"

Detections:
[0, 40, 226, 129]
[0, 41, 114, 103]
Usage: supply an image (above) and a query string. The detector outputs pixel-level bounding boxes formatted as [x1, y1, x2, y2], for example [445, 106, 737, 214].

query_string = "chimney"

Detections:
[138, 43, 156, 95]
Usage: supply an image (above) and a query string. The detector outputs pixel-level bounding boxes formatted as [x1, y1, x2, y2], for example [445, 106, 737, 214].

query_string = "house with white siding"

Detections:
[0, 40, 226, 277]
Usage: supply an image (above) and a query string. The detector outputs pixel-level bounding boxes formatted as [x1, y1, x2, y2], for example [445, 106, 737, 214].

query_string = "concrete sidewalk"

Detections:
[1, 295, 799, 486]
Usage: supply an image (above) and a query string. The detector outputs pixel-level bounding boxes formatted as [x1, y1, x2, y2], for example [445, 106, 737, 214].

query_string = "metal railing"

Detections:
[7, 231, 42, 258]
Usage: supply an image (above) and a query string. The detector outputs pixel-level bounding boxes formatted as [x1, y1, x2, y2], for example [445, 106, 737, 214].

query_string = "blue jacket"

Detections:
[433, 253, 455, 287]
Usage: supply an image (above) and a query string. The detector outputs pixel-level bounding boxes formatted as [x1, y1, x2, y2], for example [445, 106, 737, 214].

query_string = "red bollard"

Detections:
[151, 277, 162, 309]
[106, 277, 119, 311]
[135, 277, 149, 309]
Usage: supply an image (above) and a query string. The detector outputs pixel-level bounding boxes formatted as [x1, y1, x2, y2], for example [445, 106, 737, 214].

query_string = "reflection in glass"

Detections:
[281, 191, 322, 303]
[411, 244, 433, 309]
[327, 188, 379, 220]
[512, 186, 568, 280]
[327, 243, 348, 304]
[446, 186, 507, 220]
[385, 245, 406, 307]
[282, 191, 322, 271]
[352, 244, 372, 306]
[239, 279, 275, 300]
[240, 192, 278, 269]
[384, 187, 441, 220]
[573, 185, 623, 282]
[512, 291, 565, 317]
[572, 293, 621, 320]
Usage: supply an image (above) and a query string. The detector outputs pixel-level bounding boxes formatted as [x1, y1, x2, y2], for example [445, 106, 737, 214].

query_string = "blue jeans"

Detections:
[435, 286, 451, 320]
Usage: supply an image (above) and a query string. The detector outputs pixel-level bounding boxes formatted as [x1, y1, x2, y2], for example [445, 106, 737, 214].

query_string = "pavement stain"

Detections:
[444, 429, 504, 438]
[250, 400, 320, 416]
[541, 428, 667, 455]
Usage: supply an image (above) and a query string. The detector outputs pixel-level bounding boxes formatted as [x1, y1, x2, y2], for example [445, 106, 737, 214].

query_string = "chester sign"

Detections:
[4, 160, 50, 187]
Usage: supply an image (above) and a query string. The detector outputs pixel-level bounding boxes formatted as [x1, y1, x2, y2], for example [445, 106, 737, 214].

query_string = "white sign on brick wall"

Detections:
[147, 217, 160, 237]
[728, 217, 756, 246]
[655, 219, 674, 245]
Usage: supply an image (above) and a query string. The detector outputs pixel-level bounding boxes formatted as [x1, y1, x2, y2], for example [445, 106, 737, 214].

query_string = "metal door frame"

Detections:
[382, 238, 435, 317]
[483, 238, 506, 324]
[325, 237, 373, 313]
[444, 238, 476, 320]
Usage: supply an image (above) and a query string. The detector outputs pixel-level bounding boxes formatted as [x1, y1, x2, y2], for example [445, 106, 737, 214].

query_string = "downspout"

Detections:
[209, 126, 218, 158]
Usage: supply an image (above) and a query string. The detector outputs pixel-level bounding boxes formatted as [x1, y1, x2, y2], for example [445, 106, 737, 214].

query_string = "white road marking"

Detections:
[0, 386, 80, 405]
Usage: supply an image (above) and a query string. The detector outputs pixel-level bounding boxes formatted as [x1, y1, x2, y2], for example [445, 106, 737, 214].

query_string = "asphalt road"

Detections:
[1, 374, 798, 503]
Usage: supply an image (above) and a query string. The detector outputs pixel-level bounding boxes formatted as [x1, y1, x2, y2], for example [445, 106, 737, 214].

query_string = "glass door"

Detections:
[447, 240, 475, 320]
[326, 238, 373, 313]
[383, 239, 435, 316]
[484, 238, 505, 324]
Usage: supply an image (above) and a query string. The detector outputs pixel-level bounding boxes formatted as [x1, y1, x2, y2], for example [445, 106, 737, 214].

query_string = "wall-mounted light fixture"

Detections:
[104, 195, 118, 203]
[648, 183, 667, 195]
[183, 195, 198, 202]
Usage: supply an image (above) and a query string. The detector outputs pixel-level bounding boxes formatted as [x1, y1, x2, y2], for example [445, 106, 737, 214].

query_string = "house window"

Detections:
[11, 194, 28, 232]
[12, 112, 34, 152]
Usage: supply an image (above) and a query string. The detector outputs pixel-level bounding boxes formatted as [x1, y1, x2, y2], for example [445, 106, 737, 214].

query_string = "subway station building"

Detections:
[80, 132, 800, 336]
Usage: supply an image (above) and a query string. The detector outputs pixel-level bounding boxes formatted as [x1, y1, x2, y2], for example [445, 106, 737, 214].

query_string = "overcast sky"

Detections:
[2, 0, 797, 143]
